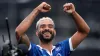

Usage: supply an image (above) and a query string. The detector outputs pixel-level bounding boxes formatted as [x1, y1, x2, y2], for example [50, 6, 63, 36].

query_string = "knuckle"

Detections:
[42, 2, 46, 4]
[42, 2, 47, 5]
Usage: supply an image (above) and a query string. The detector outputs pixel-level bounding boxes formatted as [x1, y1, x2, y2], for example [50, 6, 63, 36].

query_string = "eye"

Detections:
[40, 24, 46, 28]
[48, 24, 54, 28]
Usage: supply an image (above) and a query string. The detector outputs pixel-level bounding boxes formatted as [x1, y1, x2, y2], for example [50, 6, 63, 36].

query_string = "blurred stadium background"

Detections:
[0, 0, 100, 56]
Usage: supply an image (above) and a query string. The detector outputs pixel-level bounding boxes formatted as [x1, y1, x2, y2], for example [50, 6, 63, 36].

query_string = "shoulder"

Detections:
[55, 38, 69, 46]
[28, 42, 39, 51]
[55, 38, 74, 51]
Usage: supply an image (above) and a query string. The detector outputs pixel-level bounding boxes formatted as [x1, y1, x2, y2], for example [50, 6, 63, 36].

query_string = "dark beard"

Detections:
[38, 29, 54, 43]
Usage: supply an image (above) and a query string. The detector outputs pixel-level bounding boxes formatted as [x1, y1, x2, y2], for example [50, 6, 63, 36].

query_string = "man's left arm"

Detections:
[63, 3, 90, 49]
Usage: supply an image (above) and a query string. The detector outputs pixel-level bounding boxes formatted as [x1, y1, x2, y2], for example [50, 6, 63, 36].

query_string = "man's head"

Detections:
[36, 17, 56, 43]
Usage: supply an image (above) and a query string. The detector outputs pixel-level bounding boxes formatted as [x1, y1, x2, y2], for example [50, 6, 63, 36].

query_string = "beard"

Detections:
[38, 29, 54, 43]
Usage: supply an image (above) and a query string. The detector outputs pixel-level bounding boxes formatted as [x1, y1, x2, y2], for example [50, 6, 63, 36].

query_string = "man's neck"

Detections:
[40, 41, 53, 53]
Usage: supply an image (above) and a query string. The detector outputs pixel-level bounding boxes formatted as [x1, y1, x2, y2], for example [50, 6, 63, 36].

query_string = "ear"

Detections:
[54, 29, 56, 36]
[36, 30, 39, 37]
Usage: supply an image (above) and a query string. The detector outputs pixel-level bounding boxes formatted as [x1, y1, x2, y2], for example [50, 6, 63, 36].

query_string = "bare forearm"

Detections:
[71, 11, 90, 48]
[15, 8, 39, 36]
[71, 11, 90, 49]
[63, 3, 90, 49]
[72, 11, 90, 34]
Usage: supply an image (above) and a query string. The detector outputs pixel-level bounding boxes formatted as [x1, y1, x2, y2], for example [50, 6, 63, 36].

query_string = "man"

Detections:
[15, 2, 90, 56]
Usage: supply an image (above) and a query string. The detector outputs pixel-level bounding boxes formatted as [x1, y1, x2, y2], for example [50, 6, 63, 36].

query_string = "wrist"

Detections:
[71, 11, 76, 15]
[34, 7, 40, 13]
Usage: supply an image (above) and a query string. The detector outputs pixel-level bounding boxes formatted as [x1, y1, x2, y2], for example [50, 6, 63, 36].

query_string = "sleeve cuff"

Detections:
[28, 43, 32, 51]
[69, 38, 75, 51]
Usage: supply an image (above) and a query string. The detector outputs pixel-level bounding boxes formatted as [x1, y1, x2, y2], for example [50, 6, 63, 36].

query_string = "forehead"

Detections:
[39, 19, 53, 25]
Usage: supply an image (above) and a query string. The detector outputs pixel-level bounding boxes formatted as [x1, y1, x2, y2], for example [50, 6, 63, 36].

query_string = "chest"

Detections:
[36, 47, 68, 56]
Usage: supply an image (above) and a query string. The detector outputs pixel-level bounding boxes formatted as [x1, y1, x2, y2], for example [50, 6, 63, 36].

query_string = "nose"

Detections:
[45, 26, 49, 30]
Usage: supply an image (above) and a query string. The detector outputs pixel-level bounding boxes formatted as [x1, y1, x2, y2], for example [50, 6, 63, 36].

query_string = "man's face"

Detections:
[37, 19, 56, 43]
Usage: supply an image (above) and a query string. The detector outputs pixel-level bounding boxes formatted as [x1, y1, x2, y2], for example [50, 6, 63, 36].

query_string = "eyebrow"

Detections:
[40, 24, 53, 26]
[39, 24, 54, 28]
[48, 24, 53, 26]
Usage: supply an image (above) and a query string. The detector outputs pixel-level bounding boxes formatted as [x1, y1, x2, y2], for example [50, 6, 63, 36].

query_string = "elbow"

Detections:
[15, 27, 25, 37]
[15, 28, 20, 41]
[79, 26, 90, 35]
[82, 27, 90, 35]
[85, 26, 90, 34]
[15, 28, 22, 41]
[15, 27, 18, 33]
[15, 26, 21, 33]
[15, 27, 20, 36]
[15, 28, 17, 32]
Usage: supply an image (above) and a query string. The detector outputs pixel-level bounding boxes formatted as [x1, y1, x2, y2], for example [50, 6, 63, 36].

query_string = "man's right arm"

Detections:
[15, 2, 51, 47]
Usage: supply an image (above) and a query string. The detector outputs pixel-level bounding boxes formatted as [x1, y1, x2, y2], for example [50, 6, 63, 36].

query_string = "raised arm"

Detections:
[63, 3, 90, 49]
[15, 2, 51, 47]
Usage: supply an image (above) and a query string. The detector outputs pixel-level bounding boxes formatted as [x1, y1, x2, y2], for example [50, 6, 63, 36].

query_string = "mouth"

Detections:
[38, 30, 54, 43]
[43, 32, 51, 38]
[44, 32, 50, 35]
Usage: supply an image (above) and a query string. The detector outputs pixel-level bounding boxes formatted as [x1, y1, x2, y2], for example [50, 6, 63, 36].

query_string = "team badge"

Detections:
[55, 47, 61, 51]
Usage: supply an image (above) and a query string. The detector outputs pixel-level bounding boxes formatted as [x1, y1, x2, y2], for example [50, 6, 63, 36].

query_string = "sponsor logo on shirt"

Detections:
[55, 47, 61, 51]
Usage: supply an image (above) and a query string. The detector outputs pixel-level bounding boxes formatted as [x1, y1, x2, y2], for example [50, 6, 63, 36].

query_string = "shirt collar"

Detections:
[36, 45, 55, 50]
[36, 45, 55, 56]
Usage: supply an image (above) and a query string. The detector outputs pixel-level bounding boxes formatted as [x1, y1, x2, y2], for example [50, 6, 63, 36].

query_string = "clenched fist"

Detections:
[63, 3, 75, 13]
[36, 2, 51, 12]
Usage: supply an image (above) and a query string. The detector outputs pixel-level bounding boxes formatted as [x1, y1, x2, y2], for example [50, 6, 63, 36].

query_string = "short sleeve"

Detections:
[69, 38, 74, 51]
[27, 42, 37, 56]
[58, 38, 74, 53]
